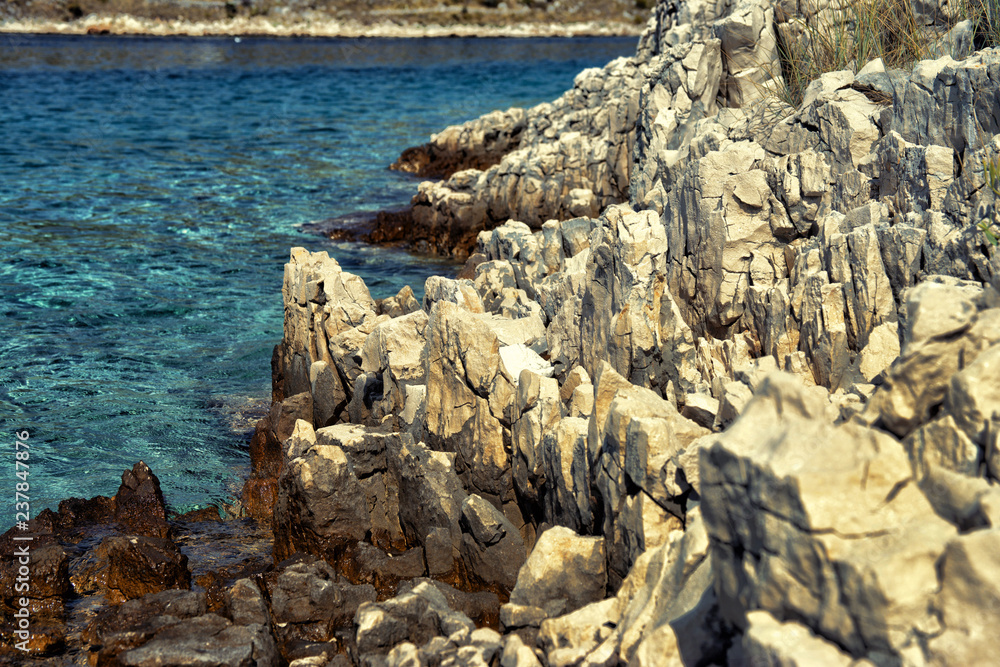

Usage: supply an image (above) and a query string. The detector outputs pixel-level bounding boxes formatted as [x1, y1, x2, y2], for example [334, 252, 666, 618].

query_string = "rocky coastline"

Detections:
[0, 16, 643, 38]
[0, 0, 646, 38]
[5, 0, 1000, 665]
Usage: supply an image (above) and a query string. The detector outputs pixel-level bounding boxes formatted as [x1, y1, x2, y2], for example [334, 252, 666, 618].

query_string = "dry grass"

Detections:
[771, 0, 999, 108]
[773, 0, 925, 107]
[965, 0, 1000, 46]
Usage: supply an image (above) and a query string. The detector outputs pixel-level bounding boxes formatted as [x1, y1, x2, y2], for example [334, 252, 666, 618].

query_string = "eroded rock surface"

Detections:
[75, 1, 1000, 665]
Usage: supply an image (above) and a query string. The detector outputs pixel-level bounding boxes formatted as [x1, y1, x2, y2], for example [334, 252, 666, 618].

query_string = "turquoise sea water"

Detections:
[0, 33, 636, 522]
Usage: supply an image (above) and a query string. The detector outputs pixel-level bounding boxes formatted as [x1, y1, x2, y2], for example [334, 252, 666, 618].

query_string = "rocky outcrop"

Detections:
[235, 1, 1000, 665]
[391, 108, 528, 179]
[15, 0, 989, 661]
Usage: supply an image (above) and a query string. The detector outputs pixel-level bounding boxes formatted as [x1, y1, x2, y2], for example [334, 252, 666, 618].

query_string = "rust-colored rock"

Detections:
[56, 495, 116, 529]
[389, 108, 525, 179]
[240, 477, 279, 525]
[114, 461, 171, 539]
[240, 414, 285, 524]
[0, 542, 70, 655]
[248, 415, 283, 480]
[92, 535, 191, 603]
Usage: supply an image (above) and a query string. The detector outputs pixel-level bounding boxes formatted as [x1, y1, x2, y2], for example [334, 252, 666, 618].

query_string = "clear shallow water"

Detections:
[0, 33, 636, 522]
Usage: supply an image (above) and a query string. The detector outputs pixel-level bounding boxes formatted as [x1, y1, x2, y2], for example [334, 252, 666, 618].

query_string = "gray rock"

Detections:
[681, 392, 719, 429]
[268, 560, 376, 632]
[360, 309, 429, 420]
[500, 344, 554, 385]
[227, 578, 270, 628]
[309, 361, 346, 427]
[538, 598, 618, 667]
[567, 383, 594, 419]
[424, 300, 515, 503]
[509, 526, 606, 618]
[394, 439, 466, 581]
[500, 603, 549, 631]
[396, 578, 500, 628]
[380, 285, 421, 319]
[701, 373, 957, 660]
[269, 391, 315, 445]
[903, 414, 980, 480]
[926, 529, 1000, 665]
[591, 363, 707, 583]
[272, 440, 370, 563]
[893, 51, 1000, 155]
[541, 417, 593, 532]
[917, 464, 997, 531]
[866, 293, 1000, 438]
[512, 370, 562, 503]
[559, 366, 591, 402]
[423, 276, 485, 313]
[460, 494, 507, 546]
[460, 494, 526, 592]
[83, 589, 208, 660]
[354, 581, 475, 656]
[118, 614, 278, 667]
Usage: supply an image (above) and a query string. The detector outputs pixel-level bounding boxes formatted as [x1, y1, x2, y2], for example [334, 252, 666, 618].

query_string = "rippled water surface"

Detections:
[0, 33, 636, 520]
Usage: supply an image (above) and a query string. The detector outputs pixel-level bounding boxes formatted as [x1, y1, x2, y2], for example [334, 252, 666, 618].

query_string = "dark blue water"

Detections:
[0, 33, 636, 522]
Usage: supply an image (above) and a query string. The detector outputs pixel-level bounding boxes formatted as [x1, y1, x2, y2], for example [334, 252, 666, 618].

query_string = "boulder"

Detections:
[459, 494, 526, 592]
[394, 439, 467, 582]
[272, 440, 370, 564]
[701, 373, 958, 661]
[380, 285, 421, 319]
[501, 634, 542, 667]
[83, 590, 208, 664]
[117, 614, 278, 667]
[742, 611, 871, 667]
[226, 578, 271, 628]
[541, 417, 593, 533]
[559, 366, 591, 402]
[946, 342, 1000, 446]
[0, 542, 69, 617]
[314, 425, 407, 551]
[508, 527, 606, 618]
[396, 578, 500, 629]
[926, 528, 1000, 665]
[423, 276, 485, 313]
[390, 107, 526, 179]
[88, 535, 191, 604]
[266, 560, 375, 645]
[587, 507, 727, 666]
[591, 363, 708, 584]
[537, 598, 619, 667]
[567, 383, 594, 419]
[866, 286, 1000, 439]
[354, 581, 475, 657]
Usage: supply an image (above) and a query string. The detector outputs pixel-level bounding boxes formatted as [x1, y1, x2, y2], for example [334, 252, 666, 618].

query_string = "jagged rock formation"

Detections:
[237, 0, 1000, 662]
[11, 0, 1000, 665]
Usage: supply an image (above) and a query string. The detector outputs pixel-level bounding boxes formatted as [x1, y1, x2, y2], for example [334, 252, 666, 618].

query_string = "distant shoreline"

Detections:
[0, 15, 645, 39]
